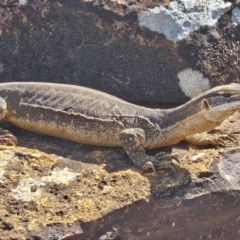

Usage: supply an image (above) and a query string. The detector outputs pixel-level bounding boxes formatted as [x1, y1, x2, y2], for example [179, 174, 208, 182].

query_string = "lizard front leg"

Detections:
[0, 97, 18, 146]
[119, 128, 176, 172]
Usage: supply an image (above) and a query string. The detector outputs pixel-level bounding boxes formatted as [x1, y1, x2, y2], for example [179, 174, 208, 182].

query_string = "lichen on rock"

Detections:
[138, 0, 232, 42]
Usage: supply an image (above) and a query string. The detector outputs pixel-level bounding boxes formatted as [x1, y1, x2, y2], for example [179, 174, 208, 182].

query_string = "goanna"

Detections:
[0, 82, 238, 172]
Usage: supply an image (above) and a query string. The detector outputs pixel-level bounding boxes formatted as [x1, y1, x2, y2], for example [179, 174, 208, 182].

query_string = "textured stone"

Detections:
[0, 108, 240, 239]
[0, 0, 240, 103]
[232, 7, 240, 25]
[0, 145, 150, 239]
[75, 190, 240, 240]
[138, 0, 231, 42]
[1, 0, 240, 237]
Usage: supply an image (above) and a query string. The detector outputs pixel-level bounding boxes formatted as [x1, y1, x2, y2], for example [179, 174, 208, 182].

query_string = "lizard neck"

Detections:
[155, 99, 234, 147]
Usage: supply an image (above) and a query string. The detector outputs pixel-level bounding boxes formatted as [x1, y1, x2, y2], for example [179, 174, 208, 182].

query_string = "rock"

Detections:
[75, 190, 240, 240]
[0, 145, 150, 239]
[0, 0, 240, 103]
[0, 111, 240, 239]
[1, 0, 240, 238]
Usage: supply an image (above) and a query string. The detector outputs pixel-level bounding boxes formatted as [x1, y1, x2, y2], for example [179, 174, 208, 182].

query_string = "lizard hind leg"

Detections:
[0, 128, 18, 146]
[119, 128, 176, 173]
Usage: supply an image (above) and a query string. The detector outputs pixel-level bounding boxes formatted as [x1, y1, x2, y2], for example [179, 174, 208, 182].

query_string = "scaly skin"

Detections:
[0, 82, 239, 172]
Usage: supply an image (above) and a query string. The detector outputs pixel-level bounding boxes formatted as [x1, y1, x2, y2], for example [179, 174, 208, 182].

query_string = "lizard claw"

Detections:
[171, 154, 180, 165]
[154, 152, 180, 166]
[142, 153, 179, 173]
[208, 131, 237, 146]
[211, 134, 237, 147]
[214, 138, 226, 147]
[142, 161, 157, 173]
[0, 128, 18, 146]
[224, 134, 237, 143]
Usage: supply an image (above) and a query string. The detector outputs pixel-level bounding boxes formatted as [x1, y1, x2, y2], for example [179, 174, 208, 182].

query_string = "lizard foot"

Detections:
[142, 153, 179, 173]
[185, 133, 237, 147]
[0, 128, 18, 146]
[198, 134, 236, 147]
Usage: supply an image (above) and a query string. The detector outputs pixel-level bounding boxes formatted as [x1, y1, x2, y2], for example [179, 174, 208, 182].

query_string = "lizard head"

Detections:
[201, 83, 240, 112]
[158, 83, 240, 140]
[195, 83, 240, 124]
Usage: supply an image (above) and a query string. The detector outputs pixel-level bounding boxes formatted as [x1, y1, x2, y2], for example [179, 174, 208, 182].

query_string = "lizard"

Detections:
[0, 82, 239, 172]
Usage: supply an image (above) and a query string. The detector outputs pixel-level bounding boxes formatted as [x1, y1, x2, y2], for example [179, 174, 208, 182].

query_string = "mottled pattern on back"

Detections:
[0, 82, 163, 147]
[0, 82, 143, 118]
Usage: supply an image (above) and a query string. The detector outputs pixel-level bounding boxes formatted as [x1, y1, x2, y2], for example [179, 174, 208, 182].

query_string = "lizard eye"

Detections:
[223, 93, 232, 98]
[218, 91, 232, 98]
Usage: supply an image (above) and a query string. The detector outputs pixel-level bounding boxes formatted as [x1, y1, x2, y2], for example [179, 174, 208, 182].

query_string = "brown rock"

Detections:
[0, 111, 240, 239]
[0, 146, 150, 239]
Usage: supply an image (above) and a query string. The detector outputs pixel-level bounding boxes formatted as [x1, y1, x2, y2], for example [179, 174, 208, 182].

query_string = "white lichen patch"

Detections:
[41, 167, 81, 184]
[11, 178, 46, 202]
[138, 0, 231, 42]
[11, 168, 81, 201]
[0, 168, 6, 183]
[191, 153, 205, 161]
[0, 150, 15, 183]
[178, 68, 210, 98]
[232, 7, 240, 25]
[19, 0, 27, 5]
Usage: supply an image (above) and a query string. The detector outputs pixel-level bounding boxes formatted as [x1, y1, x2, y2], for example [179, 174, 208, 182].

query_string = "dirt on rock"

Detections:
[0, 146, 150, 239]
[0, 110, 240, 239]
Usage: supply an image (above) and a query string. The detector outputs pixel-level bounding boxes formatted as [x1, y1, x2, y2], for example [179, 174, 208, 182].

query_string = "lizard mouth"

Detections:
[210, 93, 240, 110]
[204, 83, 240, 111]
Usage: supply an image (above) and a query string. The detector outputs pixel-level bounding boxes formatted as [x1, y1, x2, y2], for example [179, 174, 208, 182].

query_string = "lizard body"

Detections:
[0, 82, 239, 171]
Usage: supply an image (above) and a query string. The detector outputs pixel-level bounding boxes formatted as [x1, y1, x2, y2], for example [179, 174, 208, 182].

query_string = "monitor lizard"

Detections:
[0, 82, 239, 172]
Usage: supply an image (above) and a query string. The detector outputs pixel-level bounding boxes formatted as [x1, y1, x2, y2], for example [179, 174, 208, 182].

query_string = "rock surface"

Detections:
[76, 190, 240, 240]
[0, 110, 240, 239]
[0, 145, 150, 239]
[1, 0, 240, 239]
[0, 0, 240, 102]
